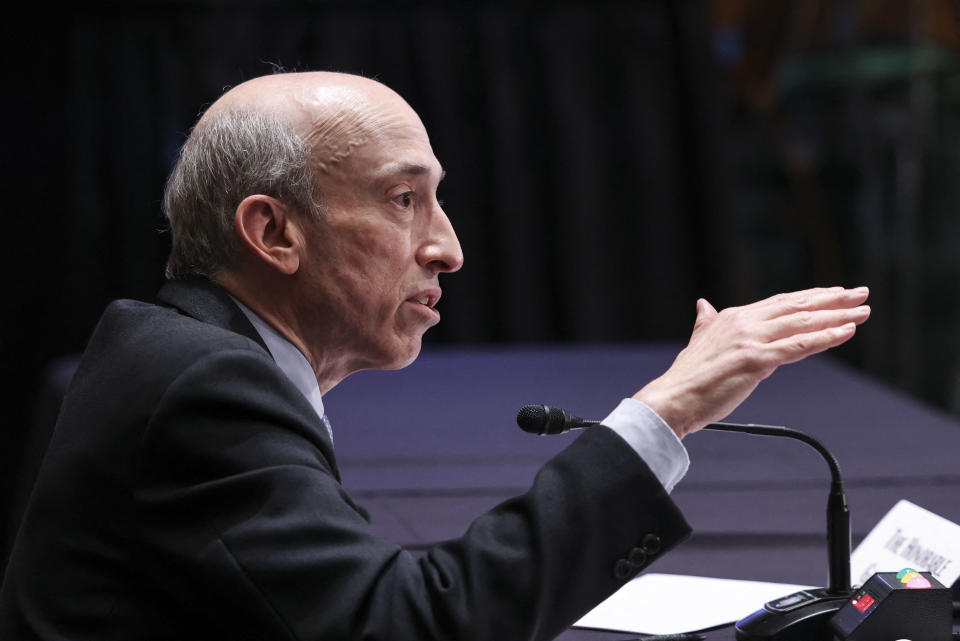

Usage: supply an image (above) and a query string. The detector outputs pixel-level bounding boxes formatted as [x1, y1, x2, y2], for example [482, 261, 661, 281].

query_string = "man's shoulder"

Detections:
[96, 296, 265, 361]
[85, 277, 265, 363]
[67, 294, 271, 404]
[54, 294, 284, 456]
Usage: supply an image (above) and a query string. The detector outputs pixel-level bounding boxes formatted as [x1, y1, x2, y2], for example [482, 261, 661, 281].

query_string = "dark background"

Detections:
[3, 0, 960, 552]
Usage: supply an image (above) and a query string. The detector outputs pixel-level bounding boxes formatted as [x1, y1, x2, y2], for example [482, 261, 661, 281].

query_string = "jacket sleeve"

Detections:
[137, 348, 691, 641]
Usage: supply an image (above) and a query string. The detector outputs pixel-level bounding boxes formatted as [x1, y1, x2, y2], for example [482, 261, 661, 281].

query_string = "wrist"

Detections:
[632, 381, 691, 440]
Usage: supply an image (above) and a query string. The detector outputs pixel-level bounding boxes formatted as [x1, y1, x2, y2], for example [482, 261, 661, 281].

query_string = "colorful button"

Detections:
[896, 568, 917, 579]
[905, 576, 932, 589]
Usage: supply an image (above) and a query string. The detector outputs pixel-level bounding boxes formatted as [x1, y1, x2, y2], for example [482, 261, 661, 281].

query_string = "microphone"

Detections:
[515, 404, 599, 435]
[516, 405, 853, 641]
[704, 422, 851, 597]
[703, 423, 852, 641]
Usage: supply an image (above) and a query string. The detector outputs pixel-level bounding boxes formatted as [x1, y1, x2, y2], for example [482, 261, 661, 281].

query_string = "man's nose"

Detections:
[418, 205, 464, 274]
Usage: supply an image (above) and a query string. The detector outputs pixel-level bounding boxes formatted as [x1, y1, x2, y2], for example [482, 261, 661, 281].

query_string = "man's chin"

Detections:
[375, 337, 423, 371]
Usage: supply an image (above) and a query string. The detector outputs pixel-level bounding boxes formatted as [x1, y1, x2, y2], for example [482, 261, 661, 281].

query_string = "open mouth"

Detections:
[409, 289, 441, 309]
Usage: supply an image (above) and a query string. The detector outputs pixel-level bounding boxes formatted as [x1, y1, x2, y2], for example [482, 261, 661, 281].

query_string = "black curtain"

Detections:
[2, 0, 732, 547]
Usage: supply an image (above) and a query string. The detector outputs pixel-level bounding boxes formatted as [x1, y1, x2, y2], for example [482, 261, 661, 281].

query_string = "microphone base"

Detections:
[735, 587, 850, 641]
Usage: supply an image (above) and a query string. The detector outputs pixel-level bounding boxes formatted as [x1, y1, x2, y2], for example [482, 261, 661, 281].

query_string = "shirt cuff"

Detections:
[600, 398, 690, 493]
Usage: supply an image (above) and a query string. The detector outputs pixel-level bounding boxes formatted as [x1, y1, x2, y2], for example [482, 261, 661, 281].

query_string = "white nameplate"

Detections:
[851, 499, 960, 587]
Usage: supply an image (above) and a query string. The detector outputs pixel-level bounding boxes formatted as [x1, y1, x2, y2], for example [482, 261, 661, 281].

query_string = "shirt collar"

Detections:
[229, 296, 326, 423]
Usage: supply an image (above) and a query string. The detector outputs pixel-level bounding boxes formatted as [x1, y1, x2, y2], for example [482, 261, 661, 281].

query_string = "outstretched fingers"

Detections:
[764, 321, 861, 367]
[760, 304, 871, 343]
[752, 286, 870, 320]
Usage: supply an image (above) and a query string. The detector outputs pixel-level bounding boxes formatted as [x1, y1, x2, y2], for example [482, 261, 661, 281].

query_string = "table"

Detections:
[325, 345, 960, 640]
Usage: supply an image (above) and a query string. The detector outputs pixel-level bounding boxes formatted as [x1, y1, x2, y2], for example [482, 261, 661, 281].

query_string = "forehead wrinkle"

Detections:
[301, 98, 376, 174]
[281, 77, 435, 185]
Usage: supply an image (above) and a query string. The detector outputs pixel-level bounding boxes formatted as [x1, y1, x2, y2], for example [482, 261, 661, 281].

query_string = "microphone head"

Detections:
[516, 404, 550, 435]
[516, 404, 573, 435]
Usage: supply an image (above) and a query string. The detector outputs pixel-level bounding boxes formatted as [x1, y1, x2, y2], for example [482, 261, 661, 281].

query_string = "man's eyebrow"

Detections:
[376, 162, 446, 182]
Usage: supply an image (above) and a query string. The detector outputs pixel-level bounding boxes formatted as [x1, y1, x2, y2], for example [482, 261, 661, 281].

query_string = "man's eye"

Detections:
[394, 192, 413, 208]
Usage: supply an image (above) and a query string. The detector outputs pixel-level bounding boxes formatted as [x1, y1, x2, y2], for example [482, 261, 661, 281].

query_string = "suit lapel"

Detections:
[155, 277, 342, 481]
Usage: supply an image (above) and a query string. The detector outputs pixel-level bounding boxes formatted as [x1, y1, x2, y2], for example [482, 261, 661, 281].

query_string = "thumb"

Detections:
[693, 298, 718, 330]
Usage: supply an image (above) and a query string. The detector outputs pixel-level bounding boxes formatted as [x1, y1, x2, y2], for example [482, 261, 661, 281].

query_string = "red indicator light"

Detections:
[853, 593, 875, 613]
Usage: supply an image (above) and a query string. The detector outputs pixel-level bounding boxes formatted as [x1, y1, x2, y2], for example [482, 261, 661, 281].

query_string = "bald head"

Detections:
[164, 71, 429, 280]
[201, 72, 424, 173]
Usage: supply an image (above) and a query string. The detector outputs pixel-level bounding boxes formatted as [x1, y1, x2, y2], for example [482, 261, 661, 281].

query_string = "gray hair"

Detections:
[163, 109, 322, 280]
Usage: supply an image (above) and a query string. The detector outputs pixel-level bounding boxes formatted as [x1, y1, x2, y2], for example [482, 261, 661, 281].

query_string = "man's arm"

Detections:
[138, 348, 690, 641]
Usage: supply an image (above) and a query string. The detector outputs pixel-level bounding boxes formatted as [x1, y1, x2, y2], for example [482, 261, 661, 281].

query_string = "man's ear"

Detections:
[233, 195, 302, 275]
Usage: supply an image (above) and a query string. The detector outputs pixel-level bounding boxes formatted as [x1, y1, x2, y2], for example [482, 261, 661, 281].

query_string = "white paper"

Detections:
[573, 573, 813, 634]
[850, 499, 960, 587]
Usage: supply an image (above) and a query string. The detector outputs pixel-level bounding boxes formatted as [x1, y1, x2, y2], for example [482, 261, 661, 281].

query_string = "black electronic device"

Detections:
[829, 569, 951, 641]
[733, 588, 850, 641]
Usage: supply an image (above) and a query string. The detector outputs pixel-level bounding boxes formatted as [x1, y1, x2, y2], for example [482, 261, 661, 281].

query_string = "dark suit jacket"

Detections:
[0, 278, 691, 641]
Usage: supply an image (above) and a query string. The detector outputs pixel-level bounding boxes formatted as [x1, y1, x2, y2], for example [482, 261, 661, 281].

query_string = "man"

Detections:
[0, 72, 870, 640]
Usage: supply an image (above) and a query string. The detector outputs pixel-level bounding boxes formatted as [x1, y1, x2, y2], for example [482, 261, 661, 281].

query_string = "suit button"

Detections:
[628, 547, 647, 566]
[641, 533, 661, 555]
[614, 558, 633, 579]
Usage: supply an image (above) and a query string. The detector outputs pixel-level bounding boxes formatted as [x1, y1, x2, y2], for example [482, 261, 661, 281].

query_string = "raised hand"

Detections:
[634, 286, 870, 439]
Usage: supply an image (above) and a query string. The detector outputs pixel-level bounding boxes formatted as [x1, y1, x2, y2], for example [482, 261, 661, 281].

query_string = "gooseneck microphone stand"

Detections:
[702, 422, 851, 641]
[516, 406, 853, 641]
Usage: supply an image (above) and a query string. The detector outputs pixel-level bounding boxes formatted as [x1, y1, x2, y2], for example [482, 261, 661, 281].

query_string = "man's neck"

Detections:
[214, 270, 352, 394]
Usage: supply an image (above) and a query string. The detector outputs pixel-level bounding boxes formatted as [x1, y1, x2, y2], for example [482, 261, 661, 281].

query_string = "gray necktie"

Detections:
[320, 414, 334, 447]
